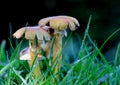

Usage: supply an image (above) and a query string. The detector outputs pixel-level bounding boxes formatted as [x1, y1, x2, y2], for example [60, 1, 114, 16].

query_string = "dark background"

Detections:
[0, 0, 120, 53]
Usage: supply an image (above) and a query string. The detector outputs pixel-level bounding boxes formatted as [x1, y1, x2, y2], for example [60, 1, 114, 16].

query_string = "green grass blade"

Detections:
[0, 59, 16, 75]
[9, 23, 13, 42]
[100, 28, 120, 50]
[12, 68, 27, 85]
[79, 15, 92, 50]
[0, 40, 6, 62]
[10, 39, 23, 62]
[113, 43, 120, 68]
[59, 66, 74, 85]
[8, 38, 14, 51]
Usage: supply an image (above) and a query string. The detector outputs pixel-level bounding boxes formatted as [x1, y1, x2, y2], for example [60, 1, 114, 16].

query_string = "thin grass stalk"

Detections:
[113, 43, 120, 68]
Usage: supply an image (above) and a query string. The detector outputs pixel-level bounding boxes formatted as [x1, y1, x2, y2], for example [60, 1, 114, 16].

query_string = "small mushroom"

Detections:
[38, 15, 80, 77]
[13, 26, 51, 78]
[19, 47, 45, 60]
[13, 26, 50, 40]
[38, 15, 80, 31]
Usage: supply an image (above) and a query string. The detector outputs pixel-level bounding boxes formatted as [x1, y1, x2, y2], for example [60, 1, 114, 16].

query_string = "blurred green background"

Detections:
[0, 0, 120, 54]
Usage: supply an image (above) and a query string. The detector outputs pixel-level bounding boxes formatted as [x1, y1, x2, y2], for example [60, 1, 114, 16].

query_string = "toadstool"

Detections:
[13, 26, 51, 78]
[38, 15, 80, 77]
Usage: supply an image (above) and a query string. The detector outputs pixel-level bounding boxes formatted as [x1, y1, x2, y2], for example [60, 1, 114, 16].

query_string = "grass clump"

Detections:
[0, 15, 120, 85]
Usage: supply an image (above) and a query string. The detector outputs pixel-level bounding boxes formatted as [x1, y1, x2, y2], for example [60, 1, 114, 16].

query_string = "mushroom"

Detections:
[13, 26, 51, 78]
[39, 15, 80, 31]
[38, 15, 80, 76]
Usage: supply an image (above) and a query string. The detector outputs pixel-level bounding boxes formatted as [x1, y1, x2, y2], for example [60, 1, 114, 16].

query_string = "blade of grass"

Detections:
[6, 69, 12, 85]
[87, 33, 109, 65]
[10, 39, 23, 62]
[0, 40, 6, 62]
[113, 43, 120, 68]
[100, 28, 120, 50]
[12, 68, 27, 85]
[9, 23, 13, 43]
[62, 31, 73, 51]
[0, 59, 16, 75]
[59, 66, 74, 85]
[8, 38, 14, 51]
[79, 75, 92, 85]
[79, 15, 92, 52]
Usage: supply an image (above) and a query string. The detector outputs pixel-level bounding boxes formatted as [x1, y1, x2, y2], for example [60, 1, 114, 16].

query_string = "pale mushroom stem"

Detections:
[52, 33, 62, 73]
[44, 31, 63, 78]
[28, 50, 41, 78]
[27, 39, 41, 78]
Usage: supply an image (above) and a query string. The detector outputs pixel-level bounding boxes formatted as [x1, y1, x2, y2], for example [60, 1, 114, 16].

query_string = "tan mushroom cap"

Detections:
[13, 26, 51, 40]
[38, 15, 80, 31]
[20, 47, 45, 60]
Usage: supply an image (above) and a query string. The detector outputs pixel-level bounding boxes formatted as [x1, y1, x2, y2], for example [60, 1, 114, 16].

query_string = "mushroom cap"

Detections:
[20, 47, 31, 60]
[13, 26, 51, 40]
[20, 47, 45, 60]
[38, 15, 80, 31]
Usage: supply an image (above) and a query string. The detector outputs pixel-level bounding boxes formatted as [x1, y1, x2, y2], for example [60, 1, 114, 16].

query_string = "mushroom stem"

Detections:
[44, 30, 63, 78]
[53, 34, 62, 75]
[27, 39, 42, 78]
[27, 49, 41, 78]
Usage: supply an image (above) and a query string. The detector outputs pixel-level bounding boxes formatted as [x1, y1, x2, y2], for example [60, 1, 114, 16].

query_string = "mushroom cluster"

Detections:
[13, 15, 80, 79]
